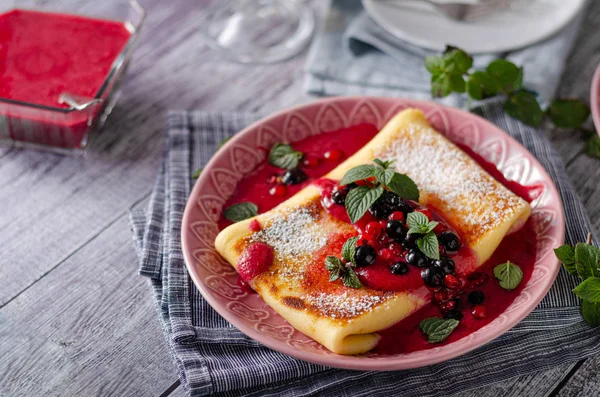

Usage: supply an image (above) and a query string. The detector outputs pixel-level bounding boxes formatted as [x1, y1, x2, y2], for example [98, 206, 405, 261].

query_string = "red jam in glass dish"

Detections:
[0, 9, 136, 150]
[218, 122, 538, 355]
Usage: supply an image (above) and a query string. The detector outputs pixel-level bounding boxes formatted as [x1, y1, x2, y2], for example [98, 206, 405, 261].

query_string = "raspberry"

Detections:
[472, 305, 487, 319]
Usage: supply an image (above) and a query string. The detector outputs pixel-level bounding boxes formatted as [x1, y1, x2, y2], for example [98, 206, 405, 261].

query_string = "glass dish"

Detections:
[0, 0, 146, 154]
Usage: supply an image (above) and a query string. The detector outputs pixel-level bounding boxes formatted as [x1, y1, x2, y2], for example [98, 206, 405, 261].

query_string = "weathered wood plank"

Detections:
[557, 357, 600, 397]
[457, 364, 575, 397]
[0, 215, 177, 397]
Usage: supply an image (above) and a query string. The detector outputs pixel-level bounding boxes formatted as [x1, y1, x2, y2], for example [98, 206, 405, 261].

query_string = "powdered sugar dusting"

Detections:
[249, 205, 328, 263]
[305, 292, 389, 319]
[376, 123, 524, 243]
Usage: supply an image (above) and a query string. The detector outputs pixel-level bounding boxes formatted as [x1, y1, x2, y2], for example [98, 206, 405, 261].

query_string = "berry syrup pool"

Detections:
[0, 9, 135, 149]
[218, 123, 540, 355]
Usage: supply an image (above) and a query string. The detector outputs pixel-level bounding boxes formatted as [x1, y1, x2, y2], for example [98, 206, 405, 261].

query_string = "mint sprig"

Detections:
[324, 254, 362, 289]
[585, 135, 600, 159]
[269, 143, 303, 170]
[342, 236, 359, 265]
[406, 212, 438, 235]
[425, 46, 591, 134]
[406, 212, 439, 260]
[493, 261, 523, 291]
[419, 317, 459, 343]
[555, 234, 600, 327]
[340, 159, 419, 223]
[223, 202, 258, 222]
[346, 185, 384, 223]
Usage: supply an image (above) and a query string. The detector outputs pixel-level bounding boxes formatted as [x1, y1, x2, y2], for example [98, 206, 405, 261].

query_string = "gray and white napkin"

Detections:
[130, 103, 600, 397]
[305, 0, 585, 107]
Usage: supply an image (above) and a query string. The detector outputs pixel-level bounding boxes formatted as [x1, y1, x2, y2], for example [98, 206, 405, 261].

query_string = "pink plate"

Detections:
[591, 64, 600, 136]
[181, 97, 565, 371]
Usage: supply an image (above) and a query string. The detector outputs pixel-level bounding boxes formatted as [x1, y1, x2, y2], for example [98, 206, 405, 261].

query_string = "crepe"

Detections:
[215, 109, 531, 355]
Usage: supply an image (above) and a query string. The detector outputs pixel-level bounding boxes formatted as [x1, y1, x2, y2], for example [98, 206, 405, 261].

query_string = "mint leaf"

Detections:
[585, 135, 600, 159]
[443, 46, 473, 75]
[573, 277, 600, 302]
[325, 256, 343, 282]
[485, 59, 523, 93]
[268, 143, 303, 170]
[387, 173, 419, 201]
[223, 202, 258, 222]
[406, 211, 429, 229]
[582, 300, 600, 327]
[372, 159, 395, 169]
[504, 91, 544, 127]
[555, 245, 577, 275]
[466, 71, 496, 100]
[555, 245, 575, 265]
[346, 185, 384, 223]
[575, 243, 600, 279]
[424, 55, 444, 75]
[419, 317, 459, 343]
[342, 236, 359, 264]
[547, 99, 590, 129]
[493, 261, 523, 290]
[417, 231, 440, 260]
[343, 267, 362, 289]
[340, 165, 375, 186]
[431, 73, 454, 98]
[374, 167, 395, 186]
[192, 168, 203, 179]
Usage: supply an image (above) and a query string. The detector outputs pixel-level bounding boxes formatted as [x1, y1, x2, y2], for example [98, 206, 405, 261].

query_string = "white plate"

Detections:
[362, 0, 585, 54]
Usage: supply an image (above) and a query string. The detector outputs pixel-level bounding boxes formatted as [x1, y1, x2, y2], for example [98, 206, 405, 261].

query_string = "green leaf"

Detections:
[431, 74, 453, 98]
[419, 317, 459, 343]
[191, 168, 203, 179]
[485, 59, 523, 93]
[448, 74, 466, 93]
[547, 99, 590, 129]
[575, 243, 600, 279]
[374, 167, 395, 186]
[443, 47, 473, 75]
[555, 245, 577, 275]
[406, 211, 429, 230]
[493, 261, 524, 290]
[584, 135, 600, 159]
[268, 143, 303, 170]
[340, 165, 375, 186]
[342, 268, 363, 289]
[555, 245, 575, 265]
[346, 185, 384, 223]
[387, 173, 420, 201]
[373, 159, 395, 169]
[582, 300, 600, 327]
[466, 71, 496, 100]
[424, 55, 444, 75]
[504, 91, 544, 127]
[573, 277, 600, 302]
[325, 256, 343, 282]
[342, 236, 359, 263]
[223, 202, 258, 222]
[417, 231, 440, 260]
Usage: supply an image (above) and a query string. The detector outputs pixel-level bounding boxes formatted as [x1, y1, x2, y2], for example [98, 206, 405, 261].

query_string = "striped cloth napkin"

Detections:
[130, 103, 600, 396]
[304, 0, 585, 107]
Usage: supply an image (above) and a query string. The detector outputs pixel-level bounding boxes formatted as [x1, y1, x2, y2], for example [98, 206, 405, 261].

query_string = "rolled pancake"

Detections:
[215, 109, 531, 355]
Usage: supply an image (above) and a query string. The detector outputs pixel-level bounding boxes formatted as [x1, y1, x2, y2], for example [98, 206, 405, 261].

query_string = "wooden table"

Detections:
[1, 1, 600, 396]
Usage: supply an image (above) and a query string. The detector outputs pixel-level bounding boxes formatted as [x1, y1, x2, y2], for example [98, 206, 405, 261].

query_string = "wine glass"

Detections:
[200, 0, 315, 64]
